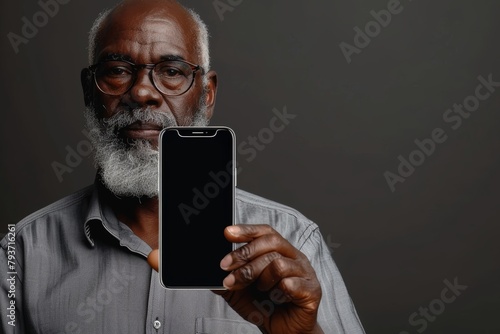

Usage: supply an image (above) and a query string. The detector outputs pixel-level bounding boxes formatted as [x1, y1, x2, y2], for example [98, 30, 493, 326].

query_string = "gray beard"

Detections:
[85, 103, 209, 198]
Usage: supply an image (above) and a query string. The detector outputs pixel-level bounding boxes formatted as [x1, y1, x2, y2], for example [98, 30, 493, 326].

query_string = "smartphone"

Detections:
[159, 126, 236, 289]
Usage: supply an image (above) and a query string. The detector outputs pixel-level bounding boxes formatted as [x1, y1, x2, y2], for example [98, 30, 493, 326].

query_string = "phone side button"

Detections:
[235, 167, 237, 187]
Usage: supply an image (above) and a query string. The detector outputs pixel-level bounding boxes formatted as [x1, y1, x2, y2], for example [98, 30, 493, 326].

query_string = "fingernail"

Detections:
[226, 226, 239, 235]
[220, 254, 232, 270]
[223, 274, 235, 289]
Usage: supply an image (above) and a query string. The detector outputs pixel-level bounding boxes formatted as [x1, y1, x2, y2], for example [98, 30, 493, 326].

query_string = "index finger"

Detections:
[224, 224, 276, 243]
[221, 225, 303, 271]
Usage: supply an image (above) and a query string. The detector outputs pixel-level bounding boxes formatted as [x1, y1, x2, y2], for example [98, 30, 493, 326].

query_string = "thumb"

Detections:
[147, 249, 159, 272]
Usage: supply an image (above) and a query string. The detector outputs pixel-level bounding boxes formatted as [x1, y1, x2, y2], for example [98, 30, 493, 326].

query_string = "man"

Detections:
[0, 0, 365, 333]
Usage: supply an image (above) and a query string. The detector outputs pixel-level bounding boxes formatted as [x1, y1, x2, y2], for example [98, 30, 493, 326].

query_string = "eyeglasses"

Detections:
[88, 59, 202, 96]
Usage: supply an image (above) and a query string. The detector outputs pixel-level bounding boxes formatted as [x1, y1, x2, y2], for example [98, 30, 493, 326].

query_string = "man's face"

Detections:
[83, 2, 217, 198]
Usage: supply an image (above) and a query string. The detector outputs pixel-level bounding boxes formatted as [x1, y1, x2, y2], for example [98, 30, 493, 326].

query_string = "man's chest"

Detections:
[21, 246, 258, 334]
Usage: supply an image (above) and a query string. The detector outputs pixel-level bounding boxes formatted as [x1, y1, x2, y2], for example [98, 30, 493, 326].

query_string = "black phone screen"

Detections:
[159, 127, 235, 289]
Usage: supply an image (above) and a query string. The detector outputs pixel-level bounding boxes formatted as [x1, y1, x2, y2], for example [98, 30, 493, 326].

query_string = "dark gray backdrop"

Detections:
[1, 0, 499, 333]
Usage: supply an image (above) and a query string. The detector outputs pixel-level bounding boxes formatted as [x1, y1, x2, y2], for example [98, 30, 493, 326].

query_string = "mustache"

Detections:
[101, 107, 179, 132]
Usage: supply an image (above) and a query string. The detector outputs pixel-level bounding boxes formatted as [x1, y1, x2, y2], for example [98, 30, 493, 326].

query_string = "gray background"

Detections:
[1, 0, 499, 333]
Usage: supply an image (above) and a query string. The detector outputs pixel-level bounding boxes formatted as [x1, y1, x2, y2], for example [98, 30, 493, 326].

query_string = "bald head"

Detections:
[88, 0, 210, 72]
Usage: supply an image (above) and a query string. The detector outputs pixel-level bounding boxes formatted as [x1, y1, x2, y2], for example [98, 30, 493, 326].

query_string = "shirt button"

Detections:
[153, 320, 161, 330]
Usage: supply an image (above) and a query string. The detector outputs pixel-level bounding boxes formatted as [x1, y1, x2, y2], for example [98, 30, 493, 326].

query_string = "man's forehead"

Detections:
[99, 4, 189, 42]
[94, 1, 197, 62]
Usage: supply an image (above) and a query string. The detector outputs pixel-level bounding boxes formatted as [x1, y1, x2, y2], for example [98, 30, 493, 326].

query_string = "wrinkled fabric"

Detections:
[1, 181, 365, 333]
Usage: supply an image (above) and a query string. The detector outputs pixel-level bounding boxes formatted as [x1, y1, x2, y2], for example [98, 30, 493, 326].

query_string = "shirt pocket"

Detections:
[195, 317, 260, 334]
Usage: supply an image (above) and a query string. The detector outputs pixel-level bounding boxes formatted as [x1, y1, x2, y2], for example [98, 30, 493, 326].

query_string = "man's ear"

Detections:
[203, 70, 218, 120]
[80, 68, 94, 108]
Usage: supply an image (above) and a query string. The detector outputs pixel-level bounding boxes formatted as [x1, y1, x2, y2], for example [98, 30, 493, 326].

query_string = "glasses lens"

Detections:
[153, 60, 194, 95]
[94, 61, 133, 95]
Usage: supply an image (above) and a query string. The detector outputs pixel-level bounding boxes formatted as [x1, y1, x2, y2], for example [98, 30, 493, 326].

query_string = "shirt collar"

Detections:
[83, 181, 103, 247]
[83, 179, 152, 257]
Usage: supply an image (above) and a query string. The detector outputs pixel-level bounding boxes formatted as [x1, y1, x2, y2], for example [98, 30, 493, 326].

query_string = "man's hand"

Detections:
[147, 224, 323, 334]
[217, 224, 323, 334]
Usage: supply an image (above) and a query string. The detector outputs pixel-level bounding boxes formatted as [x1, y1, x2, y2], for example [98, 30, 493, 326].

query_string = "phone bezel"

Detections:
[158, 126, 236, 290]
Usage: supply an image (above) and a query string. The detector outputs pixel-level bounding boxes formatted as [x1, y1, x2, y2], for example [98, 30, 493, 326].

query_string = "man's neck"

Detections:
[103, 187, 160, 250]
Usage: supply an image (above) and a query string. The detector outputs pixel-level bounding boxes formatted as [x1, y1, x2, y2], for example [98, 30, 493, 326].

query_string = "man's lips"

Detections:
[120, 122, 163, 140]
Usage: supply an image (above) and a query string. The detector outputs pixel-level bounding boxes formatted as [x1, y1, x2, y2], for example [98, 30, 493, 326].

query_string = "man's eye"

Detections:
[105, 66, 131, 76]
[157, 67, 184, 78]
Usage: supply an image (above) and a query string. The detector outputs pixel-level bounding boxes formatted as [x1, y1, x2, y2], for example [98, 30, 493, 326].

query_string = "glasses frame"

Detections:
[88, 59, 203, 97]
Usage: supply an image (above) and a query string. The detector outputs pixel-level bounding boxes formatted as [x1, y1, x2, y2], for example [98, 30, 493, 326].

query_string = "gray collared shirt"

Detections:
[1, 182, 365, 333]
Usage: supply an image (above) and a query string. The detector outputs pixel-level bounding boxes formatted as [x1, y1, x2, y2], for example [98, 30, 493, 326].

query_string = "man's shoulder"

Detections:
[235, 188, 309, 219]
[7, 185, 95, 240]
[235, 188, 319, 246]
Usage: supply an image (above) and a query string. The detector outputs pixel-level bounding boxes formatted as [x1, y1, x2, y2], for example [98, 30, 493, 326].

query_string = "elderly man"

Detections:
[0, 0, 365, 333]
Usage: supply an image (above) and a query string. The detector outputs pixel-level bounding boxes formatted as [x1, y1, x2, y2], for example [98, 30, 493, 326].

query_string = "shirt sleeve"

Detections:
[299, 225, 365, 334]
[1, 231, 26, 334]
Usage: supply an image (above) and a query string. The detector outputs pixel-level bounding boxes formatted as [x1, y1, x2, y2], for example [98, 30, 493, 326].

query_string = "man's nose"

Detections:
[128, 69, 163, 107]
